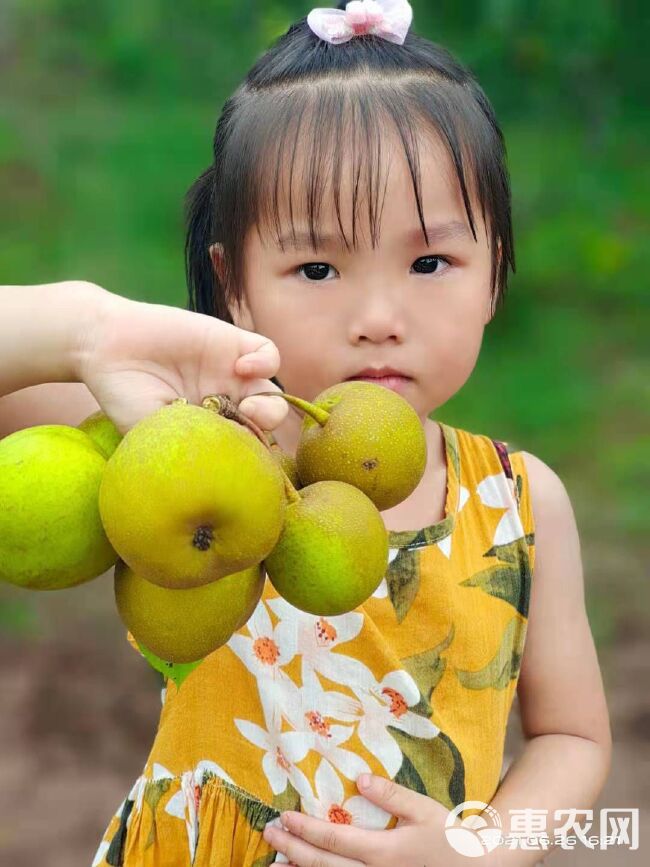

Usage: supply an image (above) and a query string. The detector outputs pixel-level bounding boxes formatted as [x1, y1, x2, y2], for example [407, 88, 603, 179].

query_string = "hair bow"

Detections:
[307, 0, 413, 46]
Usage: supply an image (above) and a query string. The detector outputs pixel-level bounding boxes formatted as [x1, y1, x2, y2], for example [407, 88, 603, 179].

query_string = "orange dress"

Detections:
[92, 422, 535, 866]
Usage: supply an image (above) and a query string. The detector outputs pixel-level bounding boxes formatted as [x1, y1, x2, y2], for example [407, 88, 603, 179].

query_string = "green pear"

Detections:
[0, 425, 118, 590]
[114, 558, 265, 663]
[78, 410, 123, 458]
[268, 435, 302, 489]
[264, 479, 389, 616]
[263, 380, 427, 510]
[99, 399, 287, 589]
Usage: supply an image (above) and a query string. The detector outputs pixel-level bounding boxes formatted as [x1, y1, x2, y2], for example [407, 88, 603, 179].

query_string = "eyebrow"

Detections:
[276, 220, 473, 250]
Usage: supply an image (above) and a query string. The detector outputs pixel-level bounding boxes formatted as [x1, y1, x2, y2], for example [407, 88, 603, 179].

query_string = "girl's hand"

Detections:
[264, 773, 468, 867]
[79, 285, 288, 434]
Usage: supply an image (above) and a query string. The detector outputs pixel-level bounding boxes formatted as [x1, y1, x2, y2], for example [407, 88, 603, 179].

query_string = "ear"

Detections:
[209, 242, 255, 331]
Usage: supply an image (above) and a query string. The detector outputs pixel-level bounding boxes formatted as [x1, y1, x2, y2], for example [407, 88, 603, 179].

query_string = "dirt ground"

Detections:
[0, 572, 647, 866]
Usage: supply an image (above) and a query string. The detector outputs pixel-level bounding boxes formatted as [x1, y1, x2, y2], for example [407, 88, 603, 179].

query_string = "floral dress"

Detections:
[92, 421, 535, 867]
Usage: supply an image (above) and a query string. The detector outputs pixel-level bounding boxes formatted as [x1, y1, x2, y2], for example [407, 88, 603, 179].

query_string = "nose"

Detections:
[347, 280, 406, 345]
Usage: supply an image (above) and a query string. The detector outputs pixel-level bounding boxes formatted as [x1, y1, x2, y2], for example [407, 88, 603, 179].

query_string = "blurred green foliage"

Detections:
[0, 1, 648, 645]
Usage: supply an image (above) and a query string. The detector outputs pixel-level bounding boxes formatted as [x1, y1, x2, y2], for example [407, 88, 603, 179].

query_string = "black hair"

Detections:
[185, 1, 515, 335]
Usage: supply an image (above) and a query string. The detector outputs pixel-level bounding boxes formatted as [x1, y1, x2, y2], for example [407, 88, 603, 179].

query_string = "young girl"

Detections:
[84, 1, 610, 864]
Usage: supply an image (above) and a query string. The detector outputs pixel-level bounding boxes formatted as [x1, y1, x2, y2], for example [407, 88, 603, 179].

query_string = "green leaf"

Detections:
[443, 423, 461, 478]
[394, 749, 427, 795]
[271, 778, 302, 815]
[462, 536, 532, 617]
[137, 640, 204, 689]
[388, 726, 465, 811]
[385, 547, 421, 623]
[143, 778, 172, 849]
[400, 624, 455, 716]
[455, 616, 526, 690]
[251, 854, 279, 867]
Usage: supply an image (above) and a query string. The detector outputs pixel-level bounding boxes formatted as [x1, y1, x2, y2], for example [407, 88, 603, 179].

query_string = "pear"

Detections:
[78, 410, 123, 458]
[0, 425, 118, 590]
[114, 558, 265, 663]
[268, 435, 302, 489]
[275, 380, 427, 510]
[99, 398, 287, 589]
[264, 479, 389, 616]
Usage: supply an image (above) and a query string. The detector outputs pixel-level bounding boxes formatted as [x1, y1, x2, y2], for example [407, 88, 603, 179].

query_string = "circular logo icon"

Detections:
[445, 800, 503, 858]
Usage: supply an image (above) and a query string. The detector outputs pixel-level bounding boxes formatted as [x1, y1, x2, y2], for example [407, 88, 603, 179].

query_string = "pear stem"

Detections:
[200, 394, 301, 504]
[278, 466, 302, 505]
[200, 394, 272, 451]
[252, 391, 330, 427]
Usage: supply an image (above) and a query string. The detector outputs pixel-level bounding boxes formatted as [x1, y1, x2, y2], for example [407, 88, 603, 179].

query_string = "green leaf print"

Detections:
[462, 537, 532, 617]
[271, 778, 302, 815]
[251, 854, 279, 867]
[400, 625, 455, 716]
[394, 749, 427, 795]
[444, 424, 460, 479]
[385, 547, 421, 623]
[137, 640, 203, 689]
[455, 616, 526, 690]
[388, 726, 465, 811]
[143, 778, 172, 849]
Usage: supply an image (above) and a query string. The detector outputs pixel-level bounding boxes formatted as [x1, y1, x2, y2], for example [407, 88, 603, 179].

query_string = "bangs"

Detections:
[214, 78, 489, 298]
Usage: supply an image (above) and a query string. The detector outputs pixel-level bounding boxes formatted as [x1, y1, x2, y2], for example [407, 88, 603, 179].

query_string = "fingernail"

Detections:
[358, 773, 371, 789]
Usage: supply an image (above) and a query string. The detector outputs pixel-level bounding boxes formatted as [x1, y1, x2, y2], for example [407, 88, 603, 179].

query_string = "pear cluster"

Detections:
[0, 380, 428, 674]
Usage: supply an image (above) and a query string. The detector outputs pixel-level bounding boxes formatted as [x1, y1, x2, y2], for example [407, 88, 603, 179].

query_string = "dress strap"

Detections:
[490, 438, 522, 514]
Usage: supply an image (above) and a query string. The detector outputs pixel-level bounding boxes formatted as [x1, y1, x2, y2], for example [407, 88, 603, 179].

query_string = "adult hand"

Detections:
[80, 285, 288, 434]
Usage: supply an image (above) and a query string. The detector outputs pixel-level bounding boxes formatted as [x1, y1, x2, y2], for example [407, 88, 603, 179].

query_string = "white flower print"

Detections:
[352, 668, 440, 778]
[234, 691, 313, 801]
[91, 840, 109, 867]
[476, 473, 524, 545]
[301, 757, 392, 829]
[227, 597, 298, 708]
[280, 665, 372, 783]
[266, 595, 375, 693]
[164, 760, 235, 863]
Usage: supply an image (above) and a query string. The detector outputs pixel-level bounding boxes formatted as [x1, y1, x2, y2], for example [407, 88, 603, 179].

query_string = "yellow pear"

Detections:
[114, 559, 264, 663]
[277, 380, 428, 510]
[0, 425, 118, 590]
[99, 399, 286, 589]
[264, 479, 388, 616]
[78, 410, 123, 458]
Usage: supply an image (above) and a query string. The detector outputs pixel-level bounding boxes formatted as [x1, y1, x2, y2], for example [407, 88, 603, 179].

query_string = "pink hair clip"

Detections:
[307, 0, 413, 46]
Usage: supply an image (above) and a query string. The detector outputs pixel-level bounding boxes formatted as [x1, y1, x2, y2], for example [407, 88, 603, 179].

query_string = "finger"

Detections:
[355, 774, 430, 821]
[265, 824, 366, 867]
[279, 812, 378, 864]
[238, 379, 289, 432]
[235, 332, 281, 378]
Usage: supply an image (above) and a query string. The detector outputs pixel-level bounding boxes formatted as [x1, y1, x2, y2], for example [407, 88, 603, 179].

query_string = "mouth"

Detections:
[345, 369, 413, 393]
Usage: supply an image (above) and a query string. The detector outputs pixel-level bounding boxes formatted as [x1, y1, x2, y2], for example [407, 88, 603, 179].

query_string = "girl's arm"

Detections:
[0, 281, 288, 437]
[486, 451, 612, 866]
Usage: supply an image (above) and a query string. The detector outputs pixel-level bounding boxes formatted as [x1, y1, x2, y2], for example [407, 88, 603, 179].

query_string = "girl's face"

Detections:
[218, 130, 495, 448]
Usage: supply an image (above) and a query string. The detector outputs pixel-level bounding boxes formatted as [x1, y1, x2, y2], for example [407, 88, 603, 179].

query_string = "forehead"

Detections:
[253, 124, 481, 250]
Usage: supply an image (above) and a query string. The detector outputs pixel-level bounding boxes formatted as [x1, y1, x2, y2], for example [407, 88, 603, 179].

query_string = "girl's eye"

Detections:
[295, 256, 451, 282]
[411, 255, 451, 275]
[296, 262, 337, 282]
